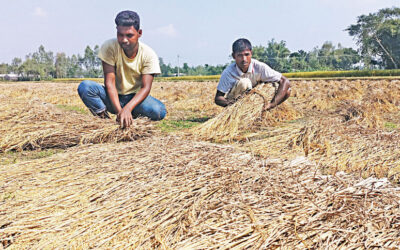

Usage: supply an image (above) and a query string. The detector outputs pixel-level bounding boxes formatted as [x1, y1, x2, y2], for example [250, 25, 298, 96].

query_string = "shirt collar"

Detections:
[235, 60, 253, 76]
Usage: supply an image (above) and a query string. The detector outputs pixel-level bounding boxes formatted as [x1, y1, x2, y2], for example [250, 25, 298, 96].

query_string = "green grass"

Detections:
[1, 192, 15, 202]
[0, 149, 63, 165]
[384, 121, 398, 130]
[56, 104, 88, 114]
[158, 117, 210, 132]
[285, 117, 307, 124]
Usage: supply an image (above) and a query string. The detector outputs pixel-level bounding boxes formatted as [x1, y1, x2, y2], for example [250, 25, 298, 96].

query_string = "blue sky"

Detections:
[0, 0, 398, 66]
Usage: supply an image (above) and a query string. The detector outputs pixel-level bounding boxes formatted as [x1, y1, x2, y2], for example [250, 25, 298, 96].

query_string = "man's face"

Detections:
[117, 25, 142, 51]
[233, 49, 252, 73]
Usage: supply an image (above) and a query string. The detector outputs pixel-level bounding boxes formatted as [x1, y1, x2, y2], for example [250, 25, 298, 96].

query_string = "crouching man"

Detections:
[78, 10, 166, 128]
[215, 38, 291, 109]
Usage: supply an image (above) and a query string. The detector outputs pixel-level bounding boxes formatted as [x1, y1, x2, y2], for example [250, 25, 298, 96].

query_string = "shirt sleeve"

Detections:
[141, 47, 161, 75]
[217, 70, 237, 94]
[98, 39, 116, 66]
[260, 62, 282, 82]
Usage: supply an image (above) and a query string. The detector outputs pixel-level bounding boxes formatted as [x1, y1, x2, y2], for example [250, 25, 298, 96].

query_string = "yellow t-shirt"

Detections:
[98, 39, 161, 95]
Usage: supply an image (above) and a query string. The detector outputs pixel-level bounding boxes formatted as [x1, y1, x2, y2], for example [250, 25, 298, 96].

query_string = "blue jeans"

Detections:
[77, 80, 167, 121]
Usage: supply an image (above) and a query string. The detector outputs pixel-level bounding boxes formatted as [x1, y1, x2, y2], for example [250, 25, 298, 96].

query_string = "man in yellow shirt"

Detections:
[78, 10, 166, 128]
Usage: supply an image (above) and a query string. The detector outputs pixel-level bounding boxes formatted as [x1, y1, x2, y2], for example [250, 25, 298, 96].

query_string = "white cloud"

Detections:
[33, 7, 47, 17]
[148, 24, 178, 37]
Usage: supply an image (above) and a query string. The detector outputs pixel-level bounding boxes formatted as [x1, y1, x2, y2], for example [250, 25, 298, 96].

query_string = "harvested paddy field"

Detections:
[1, 79, 400, 248]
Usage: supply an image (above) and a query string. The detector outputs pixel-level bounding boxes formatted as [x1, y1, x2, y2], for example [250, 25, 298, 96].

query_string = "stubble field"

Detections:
[1, 79, 400, 248]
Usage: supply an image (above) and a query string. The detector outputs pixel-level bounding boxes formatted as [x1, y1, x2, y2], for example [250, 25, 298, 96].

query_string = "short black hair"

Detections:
[232, 38, 252, 54]
[115, 10, 140, 30]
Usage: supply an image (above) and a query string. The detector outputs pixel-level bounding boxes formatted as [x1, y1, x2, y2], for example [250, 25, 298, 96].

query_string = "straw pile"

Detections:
[152, 81, 223, 120]
[0, 97, 155, 152]
[193, 84, 302, 141]
[240, 79, 400, 181]
[291, 119, 400, 180]
[1, 136, 400, 248]
[184, 79, 400, 181]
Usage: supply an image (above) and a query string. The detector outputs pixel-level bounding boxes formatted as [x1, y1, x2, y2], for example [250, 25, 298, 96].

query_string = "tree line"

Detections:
[0, 7, 398, 80]
[0, 45, 102, 80]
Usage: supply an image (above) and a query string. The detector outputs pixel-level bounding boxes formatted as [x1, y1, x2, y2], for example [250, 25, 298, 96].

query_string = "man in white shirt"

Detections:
[215, 38, 291, 108]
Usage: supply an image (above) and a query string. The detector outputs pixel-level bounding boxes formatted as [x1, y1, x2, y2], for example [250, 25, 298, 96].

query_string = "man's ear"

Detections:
[138, 29, 143, 37]
[232, 52, 236, 59]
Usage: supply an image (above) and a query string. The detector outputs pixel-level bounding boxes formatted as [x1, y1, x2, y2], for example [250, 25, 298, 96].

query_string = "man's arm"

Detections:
[215, 90, 230, 107]
[103, 61, 122, 114]
[117, 74, 153, 128]
[267, 75, 291, 110]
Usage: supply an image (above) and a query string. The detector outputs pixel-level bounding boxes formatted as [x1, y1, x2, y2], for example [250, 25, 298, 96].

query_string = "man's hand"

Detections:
[117, 107, 134, 128]
[115, 74, 154, 127]
[268, 76, 291, 110]
[226, 99, 237, 106]
[215, 90, 232, 107]
[265, 101, 277, 111]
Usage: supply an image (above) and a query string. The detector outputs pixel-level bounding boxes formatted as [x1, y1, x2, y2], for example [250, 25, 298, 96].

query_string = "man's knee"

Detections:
[150, 103, 167, 121]
[140, 101, 167, 121]
[77, 80, 93, 97]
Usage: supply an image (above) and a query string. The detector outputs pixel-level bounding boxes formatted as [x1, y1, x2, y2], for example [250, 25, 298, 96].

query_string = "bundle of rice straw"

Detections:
[193, 84, 302, 141]
[0, 97, 155, 152]
[242, 113, 400, 181]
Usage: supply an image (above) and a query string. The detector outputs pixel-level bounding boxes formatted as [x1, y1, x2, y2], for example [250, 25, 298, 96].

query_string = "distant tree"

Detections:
[253, 39, 291, 72]
[0, 63, 9, 74]
[189, 65, 206, 75]
[55, 53, 68, 78]
[93, 45, 102, 76]
[289, 50, 308, 72]
[209, 64, 227, 75]
[21, 57, 40, 80]
[67, 54, 82, 78]
[318, 41, 336, 69]
[305, 47, 322, 71]
[10, 58, 22, 74]
[182, 62, 190, 74]
[252, 45, 268, 62]
[346, 7, 400, 69]
[333, 44, 361, 70]
[80, 45, 102, 77]
[266, 39, 291, 72]
[27, 45, 55, 80]
[159, 57, 172, 76]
